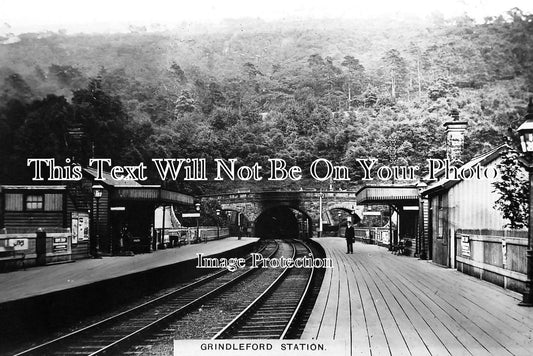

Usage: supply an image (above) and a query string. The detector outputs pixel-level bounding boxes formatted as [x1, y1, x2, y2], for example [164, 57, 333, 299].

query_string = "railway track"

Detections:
[15, 239, 322, 355]
[212, 239, 316, 339]
[15, 240, 279, 356]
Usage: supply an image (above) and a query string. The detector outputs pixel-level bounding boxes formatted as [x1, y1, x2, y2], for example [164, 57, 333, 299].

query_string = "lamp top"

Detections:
[92, 184, 104, 198]
[416, 181, 428, 188]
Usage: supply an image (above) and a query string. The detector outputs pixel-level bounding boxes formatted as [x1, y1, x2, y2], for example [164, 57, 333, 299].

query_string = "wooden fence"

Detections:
[455, 229, 527, 293]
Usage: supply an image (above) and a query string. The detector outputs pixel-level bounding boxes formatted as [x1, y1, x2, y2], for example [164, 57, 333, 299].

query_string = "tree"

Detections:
[1, 72, 33, 103]
[243, 62, 263, 79]
[493, 149, 529, 229]
[427, 76, 459, 101]
[381, 49, 408, 98]
[71, 78, 136, 163]
[0, 95, 74, 182]
[48, 64, 85, 89]
[169, 62, 187, 84]
[408, 43, 423, 99]
[174, 90, 196, 116]
[208, 107, 239, 131]
[341, 55, 365, 107]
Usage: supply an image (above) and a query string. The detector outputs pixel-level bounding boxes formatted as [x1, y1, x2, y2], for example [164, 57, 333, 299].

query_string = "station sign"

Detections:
[182, 212, 201, 218]
[53, 236, 69, 253]
[403, 206, 419, 211]
[8, 238, 28, 250]
[363, 211, 381, 216]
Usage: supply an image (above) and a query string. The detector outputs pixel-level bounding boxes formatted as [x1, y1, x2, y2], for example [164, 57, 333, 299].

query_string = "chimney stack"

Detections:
[443, 109, 468, 165]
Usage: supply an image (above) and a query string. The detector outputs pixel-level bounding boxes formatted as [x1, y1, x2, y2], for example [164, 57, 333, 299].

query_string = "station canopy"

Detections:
[84, 168, 193, 205]
[356, 184, 419, 206]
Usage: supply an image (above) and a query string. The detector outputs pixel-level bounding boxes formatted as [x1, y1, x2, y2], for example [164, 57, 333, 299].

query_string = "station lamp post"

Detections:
[195, 202, 201, 243]
[517, 97, 533, 307]
[216, 209, 221, 240]
[226, 211, 232, 237]
[238, 208, 243, 240]
[338, 212, 342, 236]
[318, 191, 324, 238]
[417, 181, 428, 259]
[92, 184, 104, 258]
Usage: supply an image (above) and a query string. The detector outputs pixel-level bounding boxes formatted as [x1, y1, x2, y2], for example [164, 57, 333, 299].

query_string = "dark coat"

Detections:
[345, 225, 355, 243]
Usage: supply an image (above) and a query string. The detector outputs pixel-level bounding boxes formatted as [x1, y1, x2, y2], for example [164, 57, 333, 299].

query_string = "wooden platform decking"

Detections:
[303, 238, 533, 356]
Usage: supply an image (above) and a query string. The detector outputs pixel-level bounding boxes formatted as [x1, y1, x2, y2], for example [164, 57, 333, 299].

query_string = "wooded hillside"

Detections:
[1, 9, 532, 194]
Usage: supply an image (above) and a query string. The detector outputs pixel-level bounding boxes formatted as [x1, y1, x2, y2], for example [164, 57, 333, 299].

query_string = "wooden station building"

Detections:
[422, 144, 528, 293]
[0, 168, 193, 267]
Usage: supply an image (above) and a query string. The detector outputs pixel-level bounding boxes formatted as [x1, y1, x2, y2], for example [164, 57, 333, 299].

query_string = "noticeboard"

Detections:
[71, 212, 90, 244]
[459, 233, 470, 257]
[381, 231, 390, 245]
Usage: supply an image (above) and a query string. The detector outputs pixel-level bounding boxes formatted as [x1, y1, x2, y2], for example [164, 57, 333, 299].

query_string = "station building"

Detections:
[0, 167, 193, 269]
[355, 183, 424, 253]
[422, 144, 528, 293]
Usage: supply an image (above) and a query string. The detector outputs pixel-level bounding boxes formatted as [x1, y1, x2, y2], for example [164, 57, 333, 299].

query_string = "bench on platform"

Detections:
[0, 248, 26, 272]
[391, 240, 405, 255]
[392, 239, 412, 256]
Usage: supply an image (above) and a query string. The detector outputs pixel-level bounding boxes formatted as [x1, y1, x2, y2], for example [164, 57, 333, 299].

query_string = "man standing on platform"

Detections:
[345, 220, 355, 254]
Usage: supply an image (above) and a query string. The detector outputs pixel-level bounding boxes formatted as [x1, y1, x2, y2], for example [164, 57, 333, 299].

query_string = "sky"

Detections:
[1, 0, 532, 34]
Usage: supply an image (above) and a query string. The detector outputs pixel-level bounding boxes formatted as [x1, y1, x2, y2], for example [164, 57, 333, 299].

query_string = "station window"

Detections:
[25, 194, 44, 211]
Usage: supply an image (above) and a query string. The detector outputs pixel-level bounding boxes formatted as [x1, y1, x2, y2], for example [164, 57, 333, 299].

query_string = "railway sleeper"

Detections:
[252, 311, 294, 315]
[249, 307, 298, 315]
[242, 323, 289, 329]
[232, 334, 281, 339]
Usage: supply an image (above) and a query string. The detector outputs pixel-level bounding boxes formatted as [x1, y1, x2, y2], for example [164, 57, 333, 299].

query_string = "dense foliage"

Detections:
[1, 10, 532, 195]
[493, 149, 529, 228]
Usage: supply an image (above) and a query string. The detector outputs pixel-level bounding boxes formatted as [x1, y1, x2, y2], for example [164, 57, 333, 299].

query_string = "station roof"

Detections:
[356, 184, 419, 206]
[0, 185, 67, 191]
[422, 144, 509, 197]
[111, 186, 194, 205]
[83, 168, 194, 205]
[84, 167, 143, 187]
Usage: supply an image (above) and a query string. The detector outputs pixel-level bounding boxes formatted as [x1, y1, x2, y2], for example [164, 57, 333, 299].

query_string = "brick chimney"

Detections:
[443, 109, 468, 165]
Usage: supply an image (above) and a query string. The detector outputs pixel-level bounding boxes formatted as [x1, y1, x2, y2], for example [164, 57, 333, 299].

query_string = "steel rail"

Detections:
[279, 240, 315, 339]
[212, 239, 314, 339]
[15, 240, 278, 356]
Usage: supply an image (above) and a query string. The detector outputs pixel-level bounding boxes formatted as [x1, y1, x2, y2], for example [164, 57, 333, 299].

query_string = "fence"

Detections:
[0, 228, 76, 271]
[455, 229, 528, 293]
[354, 227, 394, 246]
[159, 226, 230, 246]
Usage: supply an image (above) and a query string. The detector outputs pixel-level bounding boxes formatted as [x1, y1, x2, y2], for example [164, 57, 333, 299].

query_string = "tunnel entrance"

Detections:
[255, 206, 312, 239]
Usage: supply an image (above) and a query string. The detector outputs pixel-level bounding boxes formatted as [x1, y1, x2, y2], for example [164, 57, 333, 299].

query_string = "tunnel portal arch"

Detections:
[254, 205, 313, 239]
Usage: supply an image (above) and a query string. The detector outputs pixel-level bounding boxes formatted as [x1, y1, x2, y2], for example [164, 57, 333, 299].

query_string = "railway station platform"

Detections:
[0, 236, 258, 304]
[303, 238, 533, 356]
[0, 236, 258, 350]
